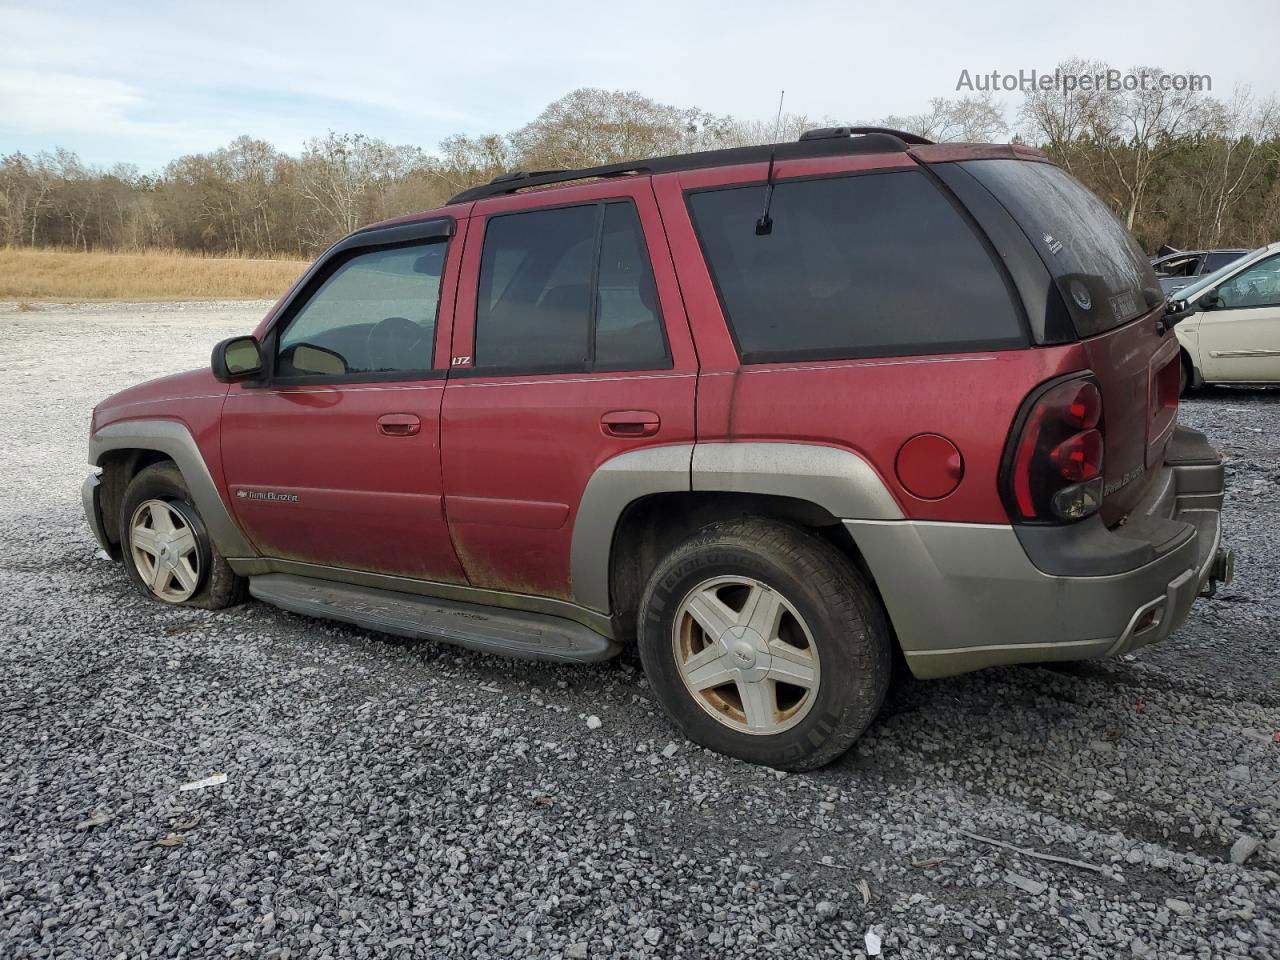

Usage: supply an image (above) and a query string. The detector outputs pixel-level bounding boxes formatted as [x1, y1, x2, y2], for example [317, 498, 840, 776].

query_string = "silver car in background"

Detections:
[1169, 242, 1280, 388]
[1153, 248, 1250, 295]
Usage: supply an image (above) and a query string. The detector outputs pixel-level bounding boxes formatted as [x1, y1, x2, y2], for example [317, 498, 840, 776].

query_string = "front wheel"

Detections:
[637, 519, 892, 771]
[118, 461, 246, 609]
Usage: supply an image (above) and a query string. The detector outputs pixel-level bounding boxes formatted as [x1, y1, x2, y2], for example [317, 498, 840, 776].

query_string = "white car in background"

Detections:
[1171, 242, 1280, 391]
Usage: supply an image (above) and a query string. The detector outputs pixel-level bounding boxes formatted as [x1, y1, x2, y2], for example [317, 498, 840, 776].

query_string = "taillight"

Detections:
[1002, 375, 1104, 523]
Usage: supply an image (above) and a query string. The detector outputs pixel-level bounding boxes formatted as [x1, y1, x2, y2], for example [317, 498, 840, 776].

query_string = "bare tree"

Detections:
[297, 132, 423, 248]
[1091, 66, 1212, 229]
[1193, 88, 1280, 245]
[1018, 57, 1112, 174]
[510, 88, 730, 169]
[882, 93, 1008, 142]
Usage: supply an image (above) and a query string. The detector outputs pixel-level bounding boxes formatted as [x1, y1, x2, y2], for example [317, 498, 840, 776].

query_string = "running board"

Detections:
[248, 574, 619, 663]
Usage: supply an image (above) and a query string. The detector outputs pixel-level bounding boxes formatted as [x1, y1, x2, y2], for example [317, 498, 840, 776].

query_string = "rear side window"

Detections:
[962, 159, 1162, 336]
[686, 171, 1025, 363]
[475, 201, 669, 372]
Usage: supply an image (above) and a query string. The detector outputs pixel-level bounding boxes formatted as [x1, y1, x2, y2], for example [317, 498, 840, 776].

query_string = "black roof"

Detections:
[447, 127, 933, 204]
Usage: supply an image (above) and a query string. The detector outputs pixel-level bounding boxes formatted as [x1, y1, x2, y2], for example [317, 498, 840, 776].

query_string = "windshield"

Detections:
[961, 159, 1163, 337]
[1173, 245, 1268, 302]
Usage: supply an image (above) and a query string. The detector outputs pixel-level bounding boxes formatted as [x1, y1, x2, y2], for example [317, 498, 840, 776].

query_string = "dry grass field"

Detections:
[0, 248, 307, 301]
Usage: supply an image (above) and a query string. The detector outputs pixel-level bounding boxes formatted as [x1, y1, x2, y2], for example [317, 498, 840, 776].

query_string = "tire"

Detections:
[636, 519, 892, 771]
[1179, 353, 1197, 396]
[118, 461, 246, 610]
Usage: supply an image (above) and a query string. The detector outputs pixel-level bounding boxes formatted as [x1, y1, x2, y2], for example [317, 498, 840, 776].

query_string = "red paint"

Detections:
[90, 144, 1178, 601]
[895, 434, 964, 500]
[440, 176, 698, 597]
[215, 217, 472, 582]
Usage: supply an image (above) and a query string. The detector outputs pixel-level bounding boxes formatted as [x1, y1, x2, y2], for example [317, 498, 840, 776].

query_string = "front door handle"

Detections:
[601, 410, 660, 438]
[377, 413, 421, 437]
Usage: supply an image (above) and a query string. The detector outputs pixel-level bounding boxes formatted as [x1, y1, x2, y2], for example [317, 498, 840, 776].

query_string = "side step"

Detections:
[248, 574, 619, 663]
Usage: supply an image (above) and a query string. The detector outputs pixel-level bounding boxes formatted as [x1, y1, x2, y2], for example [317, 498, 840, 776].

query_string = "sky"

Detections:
[0, 0, 1276, 172]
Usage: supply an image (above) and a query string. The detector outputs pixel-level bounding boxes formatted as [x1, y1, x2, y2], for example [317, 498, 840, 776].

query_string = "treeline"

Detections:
[2, 64, 1278, 258]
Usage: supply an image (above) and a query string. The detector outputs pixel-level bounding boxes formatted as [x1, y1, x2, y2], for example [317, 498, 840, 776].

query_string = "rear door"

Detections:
[220, 220, 468, 583]
[440, 180, 697, 601]
[1199, 253, 1280, 382]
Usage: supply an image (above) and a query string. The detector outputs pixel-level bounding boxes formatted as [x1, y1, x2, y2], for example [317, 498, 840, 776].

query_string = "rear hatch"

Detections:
[957, 157, 1176, 522]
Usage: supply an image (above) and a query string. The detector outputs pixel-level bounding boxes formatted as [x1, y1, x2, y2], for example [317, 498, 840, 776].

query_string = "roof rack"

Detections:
[799, 125, 933, 146]
[447, 127, 928, 204]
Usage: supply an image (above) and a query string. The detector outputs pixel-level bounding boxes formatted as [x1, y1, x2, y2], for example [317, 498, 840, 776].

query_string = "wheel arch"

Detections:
[90, 419, 258, 558]
[570, 442, 904, 643]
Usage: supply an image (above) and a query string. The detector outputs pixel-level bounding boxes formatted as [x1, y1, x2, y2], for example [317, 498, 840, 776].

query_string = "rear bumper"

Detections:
[849, 425, 1229, 679]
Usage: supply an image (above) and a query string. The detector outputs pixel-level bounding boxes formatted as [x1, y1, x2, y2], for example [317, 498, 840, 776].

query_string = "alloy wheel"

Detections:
[129, 499, 202, 602]
[672, 575, 821, 735]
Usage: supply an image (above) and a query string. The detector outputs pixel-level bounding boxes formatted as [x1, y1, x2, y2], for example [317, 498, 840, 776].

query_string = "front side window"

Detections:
[475, 201, 669, 372]
[686, 170, 1025, 363]
[277, 241, 446, 379]
[1216, 255, 1280, 309]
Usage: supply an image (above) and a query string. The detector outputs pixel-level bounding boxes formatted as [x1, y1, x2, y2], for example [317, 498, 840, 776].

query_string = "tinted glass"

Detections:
[963, 159, 1162, 336]
[277, 241, 445, 378]
[1217, 254, 1280, 308]
[476, 205, 596, 369]
[1176, 245, 1267, 302]
[687, 170, 1024, 362]
[475, 201, 670, 371]
[595, 203, 668, 368]
[1204, 251, 1246, 272]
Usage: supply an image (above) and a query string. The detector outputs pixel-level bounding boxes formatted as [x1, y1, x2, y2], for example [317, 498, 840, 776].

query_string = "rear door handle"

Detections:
[377, 413, 421, 437]
[601, 410, 660, 438]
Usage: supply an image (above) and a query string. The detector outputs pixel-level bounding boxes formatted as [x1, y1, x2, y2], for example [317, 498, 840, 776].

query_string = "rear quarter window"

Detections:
[960, 159, 1163, 336]
[686, 170, 1025, 363]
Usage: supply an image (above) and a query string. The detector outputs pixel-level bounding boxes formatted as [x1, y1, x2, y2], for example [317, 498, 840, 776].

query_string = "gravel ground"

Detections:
[0, 300, 1276, 959]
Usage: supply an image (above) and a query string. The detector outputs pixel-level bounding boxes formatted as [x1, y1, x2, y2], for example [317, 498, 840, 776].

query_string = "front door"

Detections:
[440, 181, 698, 602]
[220, 220, 468, 583]
[1199, 253, 1280, 382]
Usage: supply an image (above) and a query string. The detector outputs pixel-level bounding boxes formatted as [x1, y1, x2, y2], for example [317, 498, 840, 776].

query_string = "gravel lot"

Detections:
[1, 300, 1276, 959]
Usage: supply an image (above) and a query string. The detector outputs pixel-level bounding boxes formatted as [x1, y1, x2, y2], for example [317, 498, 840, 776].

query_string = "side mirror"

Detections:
[211, 336, 264, 383]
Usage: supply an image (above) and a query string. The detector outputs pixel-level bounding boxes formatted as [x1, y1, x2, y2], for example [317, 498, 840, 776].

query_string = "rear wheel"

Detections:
[118, 462, 246, 609]
[637, 519, 892, 771]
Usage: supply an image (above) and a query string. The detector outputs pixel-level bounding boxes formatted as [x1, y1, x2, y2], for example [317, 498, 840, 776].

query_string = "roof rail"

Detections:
[447, 131, 915, 204]
[799, 126, 934, 146]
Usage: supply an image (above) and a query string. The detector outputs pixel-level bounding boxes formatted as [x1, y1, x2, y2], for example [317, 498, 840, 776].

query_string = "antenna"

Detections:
[755, 89, 785, 236]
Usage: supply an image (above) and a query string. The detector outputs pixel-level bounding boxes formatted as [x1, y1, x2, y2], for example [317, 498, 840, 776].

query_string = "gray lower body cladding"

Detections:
[249, 574, 619, 663]
[851, 427, 1227, 678]
[82, 473, 112, 553]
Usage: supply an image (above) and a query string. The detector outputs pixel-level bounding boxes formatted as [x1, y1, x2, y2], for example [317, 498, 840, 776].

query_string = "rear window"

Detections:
[686, 170, 1025, 363]
[962, 159, 1162, 336]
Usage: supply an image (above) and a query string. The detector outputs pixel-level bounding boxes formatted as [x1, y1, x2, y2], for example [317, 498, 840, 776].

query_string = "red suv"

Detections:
[83, 127, 1233, 770]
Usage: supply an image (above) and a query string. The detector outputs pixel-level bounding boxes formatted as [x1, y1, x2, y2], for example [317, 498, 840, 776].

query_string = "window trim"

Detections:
[683, 167, 1030, 365]
[257, 218, 454, 388]
[463, 198, 674, 378]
